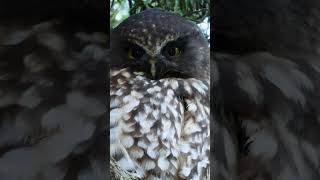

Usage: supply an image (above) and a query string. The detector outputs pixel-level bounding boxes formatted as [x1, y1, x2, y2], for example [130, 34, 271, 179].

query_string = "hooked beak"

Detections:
[149, 58, 157, 78]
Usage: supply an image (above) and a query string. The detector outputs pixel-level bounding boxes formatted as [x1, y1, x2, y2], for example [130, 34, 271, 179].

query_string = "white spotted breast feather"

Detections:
[110, 68, 210, 180]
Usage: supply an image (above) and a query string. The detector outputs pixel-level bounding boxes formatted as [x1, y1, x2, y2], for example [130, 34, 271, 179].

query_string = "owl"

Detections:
[109, 9, 210, 179]
[212, 0, 320, 180]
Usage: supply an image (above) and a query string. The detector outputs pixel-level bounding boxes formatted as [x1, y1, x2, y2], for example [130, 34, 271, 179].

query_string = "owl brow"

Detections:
[134, 41, 156, 55]
[126, 40, 147, 52]
[165, 37, 188, 48]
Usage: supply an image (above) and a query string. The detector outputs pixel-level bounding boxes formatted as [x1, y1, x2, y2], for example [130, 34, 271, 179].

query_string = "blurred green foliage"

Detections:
[110, 0, 210, 28]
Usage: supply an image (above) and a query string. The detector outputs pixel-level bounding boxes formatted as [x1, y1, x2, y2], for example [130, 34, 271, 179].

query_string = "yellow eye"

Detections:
[128, 45, 144, 60]
[167, 47, 181, 57]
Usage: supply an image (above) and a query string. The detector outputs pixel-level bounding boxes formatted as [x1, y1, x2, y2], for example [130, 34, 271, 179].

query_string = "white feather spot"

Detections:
[170, 148, 179, 158]
[129, 147, 144, 159]
[122, 98, 140, 113]
[110, 108, 123, 125]
[142, 159, 156, 170]
[139, 119, 156, 134]
[184, 82, 192, 94]
[121, 71, 131, 78]
[117, 78, 125, 85]
[179, 167, 191, 177]
[117, 157, 136, 171]
[131, 90, 143, 99]
[170, 80, 179, 90]
[137, 140, 148, 149]
[147, 144, 158, 159]
[121, 136, 134, 148]
[179, 142, 191, 153]
[161, 103, 167, 114]
[183, 121, 202, 135]
[187, 102, 197, 112]
[157, 157, 170, 171]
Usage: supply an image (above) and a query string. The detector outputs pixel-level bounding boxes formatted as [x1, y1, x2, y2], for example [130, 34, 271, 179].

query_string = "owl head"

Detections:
[110, 9, 209, 79]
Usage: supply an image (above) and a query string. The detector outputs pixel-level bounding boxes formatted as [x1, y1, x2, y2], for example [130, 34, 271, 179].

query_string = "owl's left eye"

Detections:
[128, 45, 144, 60]
[166, 47, 181, 57]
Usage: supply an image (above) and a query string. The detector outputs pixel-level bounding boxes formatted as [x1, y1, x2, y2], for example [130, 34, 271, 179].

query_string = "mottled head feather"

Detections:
[115, 9, 202, 55]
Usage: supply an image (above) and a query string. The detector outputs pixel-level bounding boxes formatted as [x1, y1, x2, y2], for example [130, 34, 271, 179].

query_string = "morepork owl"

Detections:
[109, 9, 210, 180]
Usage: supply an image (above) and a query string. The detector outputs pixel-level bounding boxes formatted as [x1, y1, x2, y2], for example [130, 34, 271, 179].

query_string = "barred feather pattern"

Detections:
[211, 52, 320, 180]
[110, 68, 210, 180]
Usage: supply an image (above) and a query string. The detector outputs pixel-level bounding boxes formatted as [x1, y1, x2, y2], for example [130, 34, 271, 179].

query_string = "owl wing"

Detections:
[211, 51, 320, 180]
[0, 16, 108, 180]
[110, 68, 210, 179]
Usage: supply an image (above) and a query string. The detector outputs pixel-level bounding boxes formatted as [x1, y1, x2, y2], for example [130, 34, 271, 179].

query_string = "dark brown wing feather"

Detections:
[212, 0, 320, 179]
[0, 3, 108, 180]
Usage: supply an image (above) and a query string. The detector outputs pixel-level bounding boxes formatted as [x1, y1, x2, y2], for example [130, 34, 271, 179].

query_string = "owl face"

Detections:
[110, 9, 209, 79]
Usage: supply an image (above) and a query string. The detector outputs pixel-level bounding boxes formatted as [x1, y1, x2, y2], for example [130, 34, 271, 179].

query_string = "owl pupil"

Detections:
[167, 46, 181, 57]
[168, 48, 175, 56]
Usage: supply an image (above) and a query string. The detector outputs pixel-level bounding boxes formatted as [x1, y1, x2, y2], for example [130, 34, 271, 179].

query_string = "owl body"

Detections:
[109, 8, 210, 180]
[110, 68, 210, 179]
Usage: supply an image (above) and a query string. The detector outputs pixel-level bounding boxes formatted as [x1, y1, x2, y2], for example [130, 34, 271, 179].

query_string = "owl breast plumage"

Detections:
[110, 68, 210, 179]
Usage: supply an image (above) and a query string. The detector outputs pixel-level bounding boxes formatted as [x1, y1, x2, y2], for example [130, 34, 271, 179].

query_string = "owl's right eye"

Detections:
[128, 45, 144, 60]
